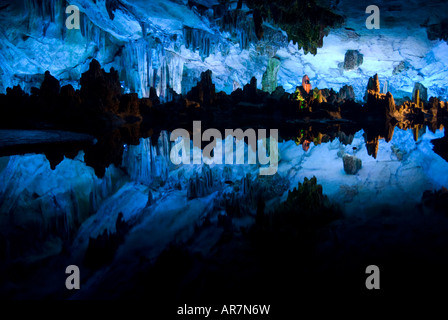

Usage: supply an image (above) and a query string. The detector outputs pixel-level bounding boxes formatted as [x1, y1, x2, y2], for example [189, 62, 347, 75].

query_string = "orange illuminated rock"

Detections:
[302, 75, 311, 94]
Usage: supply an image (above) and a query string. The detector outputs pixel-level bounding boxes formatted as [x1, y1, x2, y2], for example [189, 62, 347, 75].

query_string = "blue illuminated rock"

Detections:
[343, 154, 362, 175]
[343, 50, 363, 71]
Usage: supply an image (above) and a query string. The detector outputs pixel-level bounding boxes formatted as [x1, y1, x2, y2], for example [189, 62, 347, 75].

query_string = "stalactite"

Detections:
[219, 9, 257, 50]
[183, 26, 214, 58]
[119, 38, 186, 100]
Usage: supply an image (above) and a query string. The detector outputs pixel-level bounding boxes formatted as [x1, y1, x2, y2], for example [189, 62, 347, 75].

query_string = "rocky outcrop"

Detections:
[367, 91, 396, 118]
[343, 154, 362, 175]
[84, 212, 131, 269]
[149, 87, 160, 105]
[220, 172, 289, 218]
[366, 73, 381, 95]
[365, 74, 396, 118]
[243, 76, 259, 101]
[426, 97, 440, 119]
[1, 62, 446, 178]
[343, 50, 363, 70]
[139, 97, 153, 115]
[1, 59, 145, 132]
[118, 93, 140, 118]
[60, 84, 82, 116]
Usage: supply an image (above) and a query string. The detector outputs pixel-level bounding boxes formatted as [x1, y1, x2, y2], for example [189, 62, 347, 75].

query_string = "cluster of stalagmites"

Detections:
[81, 175, 339, 273]
[245, 0, 345, 55]
[1, 59, 447, 169]
[0, 59, 155, 133]
[179, 68, 447, 129]
[364, 74, 447, 123]
[187, 173, 336, 233]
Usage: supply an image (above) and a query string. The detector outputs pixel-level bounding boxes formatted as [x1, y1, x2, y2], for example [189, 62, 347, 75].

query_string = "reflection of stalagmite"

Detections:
[365, 137, 379, 158]
[385, 121, 395, 143]
[414, 89, 420, 106]
[412, 124, 425, 141]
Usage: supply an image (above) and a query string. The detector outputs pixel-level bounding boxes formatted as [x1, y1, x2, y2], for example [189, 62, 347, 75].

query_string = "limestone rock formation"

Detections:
[392, 60, 410, 75]
[84, 212, 131, 269]
[80, 59, 121, 115]
[422, 187, 448, 216]
[343, 154, 362, 174]
[366, 73, 380, 94]
[272, 176, 340, 224]
[186, 70, 216, 107]
[431, 133, 448, 162]
[365, 74, 396, 118]
[261, 57, 281, 93]
[343, 50, 363, 70]
[338, 85, 355, 101]
[412, 83, 428, 103]
[245, 0, 344, 55]
[40, 71, 60, 99]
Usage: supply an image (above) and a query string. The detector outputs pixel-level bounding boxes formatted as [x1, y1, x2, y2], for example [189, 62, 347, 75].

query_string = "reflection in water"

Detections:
[0, 120, 447, 300]
[1, 120, 442, 176]
[0, 113, 445, 182]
